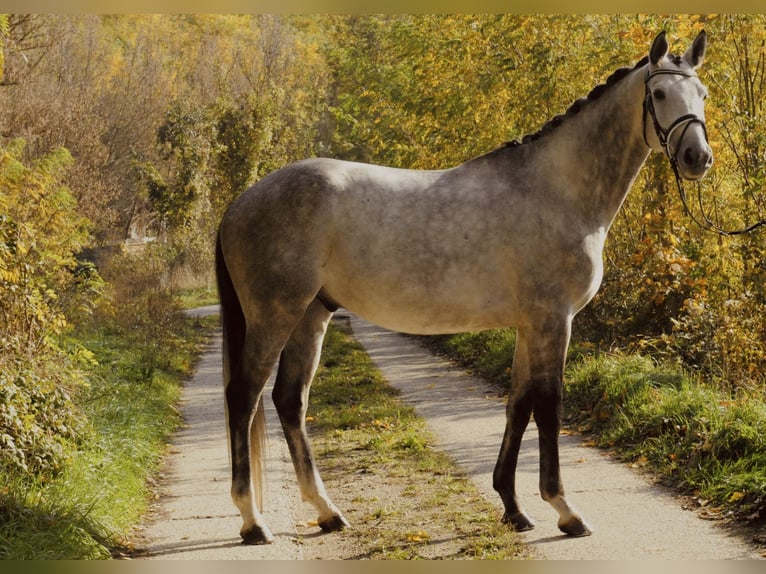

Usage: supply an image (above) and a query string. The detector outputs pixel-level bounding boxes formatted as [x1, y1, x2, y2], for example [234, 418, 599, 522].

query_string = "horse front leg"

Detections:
[534, 368, 591, 537]
[494, 317, 591, 536]
[531, 316, 591, 536]
[493, 331, 536, 531]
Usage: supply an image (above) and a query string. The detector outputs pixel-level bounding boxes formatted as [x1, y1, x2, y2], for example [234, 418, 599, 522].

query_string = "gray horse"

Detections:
[216, 30, 711, 544]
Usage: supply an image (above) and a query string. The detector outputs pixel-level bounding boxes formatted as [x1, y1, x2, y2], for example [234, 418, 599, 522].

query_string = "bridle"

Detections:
[643, 67, 766, 236]
[642, 68, 708, 176]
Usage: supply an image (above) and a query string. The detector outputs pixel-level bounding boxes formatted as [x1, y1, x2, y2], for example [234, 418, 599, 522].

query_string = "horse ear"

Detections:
[684, 29, 707, 69]
[649, 31, 669, 66]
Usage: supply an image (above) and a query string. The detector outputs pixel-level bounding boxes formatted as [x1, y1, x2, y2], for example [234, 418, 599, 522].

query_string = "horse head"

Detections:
[644, 30, 713, 181]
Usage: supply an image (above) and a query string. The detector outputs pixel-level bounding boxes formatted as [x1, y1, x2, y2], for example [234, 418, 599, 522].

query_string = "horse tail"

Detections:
[215, 230, 267, 511]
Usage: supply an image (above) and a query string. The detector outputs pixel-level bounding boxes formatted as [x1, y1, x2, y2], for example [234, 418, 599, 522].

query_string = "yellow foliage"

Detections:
[728, 491, 745, 503]
[1, 140, 93, 357]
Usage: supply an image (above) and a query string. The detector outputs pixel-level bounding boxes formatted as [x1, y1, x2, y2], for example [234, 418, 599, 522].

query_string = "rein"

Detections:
[643, 68, 766, 236]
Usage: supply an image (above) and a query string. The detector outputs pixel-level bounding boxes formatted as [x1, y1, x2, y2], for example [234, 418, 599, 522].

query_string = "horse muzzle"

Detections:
[677, 138, 713, 181]
[671, 119, 713, 181]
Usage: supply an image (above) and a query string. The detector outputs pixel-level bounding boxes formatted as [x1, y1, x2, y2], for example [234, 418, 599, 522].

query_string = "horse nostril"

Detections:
[684, 147, 713, 169]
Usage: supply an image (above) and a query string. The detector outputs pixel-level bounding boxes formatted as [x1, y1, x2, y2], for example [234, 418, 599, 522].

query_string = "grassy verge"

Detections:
[306, 322, 531, 559]
[0, 314, 216, 559]
[565, 353, 766, 523]
[425, 329, 766, 528]
[175, 286, 220, 309]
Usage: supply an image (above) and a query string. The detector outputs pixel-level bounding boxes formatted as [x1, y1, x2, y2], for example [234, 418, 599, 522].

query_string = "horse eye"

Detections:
[653, 89, 666, 100]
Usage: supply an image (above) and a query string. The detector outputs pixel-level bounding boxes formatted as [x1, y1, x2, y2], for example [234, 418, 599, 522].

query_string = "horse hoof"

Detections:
[558, 516, 592, 537]
[502, 511, 535, 532]
[240, 524, 274, 545]
[319, 514, 350, 532]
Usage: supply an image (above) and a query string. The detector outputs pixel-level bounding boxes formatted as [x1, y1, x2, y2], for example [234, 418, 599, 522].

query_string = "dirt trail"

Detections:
[133, 307, 761, 559]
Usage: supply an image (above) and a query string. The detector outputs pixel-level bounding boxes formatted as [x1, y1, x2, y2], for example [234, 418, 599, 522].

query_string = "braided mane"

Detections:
[505, 56, 650, 147]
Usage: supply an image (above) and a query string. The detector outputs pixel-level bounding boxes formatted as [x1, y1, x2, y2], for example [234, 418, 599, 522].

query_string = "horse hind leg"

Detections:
[272, 298, 349, 532]
[225, 314, 304, 545]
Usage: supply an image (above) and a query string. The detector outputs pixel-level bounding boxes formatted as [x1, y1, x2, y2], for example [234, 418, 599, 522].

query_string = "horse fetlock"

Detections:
[240, 523, 275, 545]
[502, 510, 535, 532]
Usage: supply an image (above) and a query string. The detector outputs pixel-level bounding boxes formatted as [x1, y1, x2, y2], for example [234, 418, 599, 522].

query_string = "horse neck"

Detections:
[537, 64, 651, 231]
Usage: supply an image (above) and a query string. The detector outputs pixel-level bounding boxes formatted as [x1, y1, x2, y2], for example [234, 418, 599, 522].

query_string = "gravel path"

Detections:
[133, 307, 761, 559]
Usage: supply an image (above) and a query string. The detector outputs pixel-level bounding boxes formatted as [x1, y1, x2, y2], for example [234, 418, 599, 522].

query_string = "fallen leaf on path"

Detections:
[630, 456, 648, 468]
[406, 530, 430, 542]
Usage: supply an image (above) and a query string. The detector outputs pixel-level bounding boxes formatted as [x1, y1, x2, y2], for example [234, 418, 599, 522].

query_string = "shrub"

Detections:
[0, 362, 88, 480]
[0, 140, 96, 482]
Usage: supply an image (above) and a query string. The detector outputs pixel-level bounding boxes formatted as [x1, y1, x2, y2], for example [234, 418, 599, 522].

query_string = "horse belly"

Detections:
[322, 226, 605, 335]
[322, 244, 523, 335]
[333, 287, 520, 335]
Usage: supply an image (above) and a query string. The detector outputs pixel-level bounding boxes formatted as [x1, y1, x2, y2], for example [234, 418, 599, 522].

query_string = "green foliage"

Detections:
[140, 94, 276, 228]
[0, 479, 112, 559]
[0, 139, 98, 481]
[0, 365, 86, 479]
[211, 97, 267, 210]
[147, 101, 214, 228]
[0, 322, 211, 559]
[95, 247, 188, 383]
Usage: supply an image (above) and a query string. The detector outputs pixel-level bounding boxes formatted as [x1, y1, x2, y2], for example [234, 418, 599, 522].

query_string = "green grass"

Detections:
[565, 352, 766, 521]
[0, 314, 216, 559]
[426, 329, 766, 525]
[175, 286, 219, 309]
[307, 323, 531, 559]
